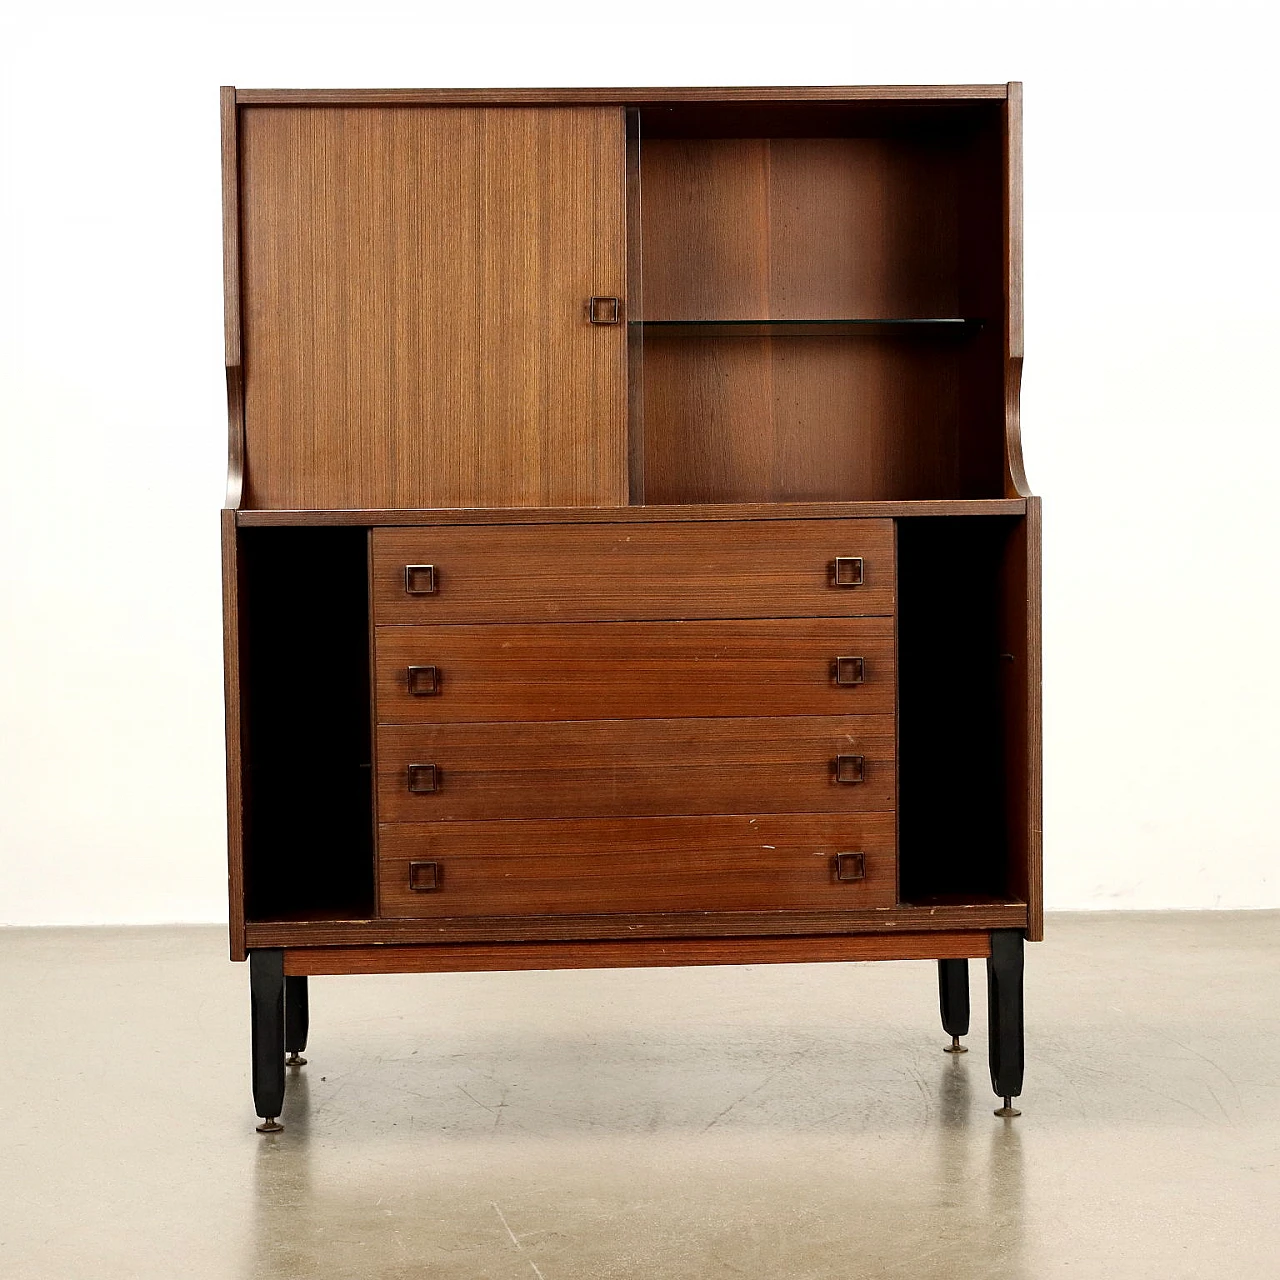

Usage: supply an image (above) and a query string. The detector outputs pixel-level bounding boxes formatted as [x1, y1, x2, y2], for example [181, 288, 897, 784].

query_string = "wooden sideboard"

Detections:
[221, 84, 1040, 1131]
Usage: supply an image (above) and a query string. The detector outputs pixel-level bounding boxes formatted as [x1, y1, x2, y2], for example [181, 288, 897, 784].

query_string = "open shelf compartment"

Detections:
[627, 99, 1008, 506]
[236, 526, 375, 922]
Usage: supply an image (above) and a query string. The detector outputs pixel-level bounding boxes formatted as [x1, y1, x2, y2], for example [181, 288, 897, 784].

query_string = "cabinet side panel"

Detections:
[1000, 500, 1042, 937]
[1003, 82, 1030, 496]
[221, 510, 246, 959]
[221, 88, 245, 509]
[239, 105, 627, 510]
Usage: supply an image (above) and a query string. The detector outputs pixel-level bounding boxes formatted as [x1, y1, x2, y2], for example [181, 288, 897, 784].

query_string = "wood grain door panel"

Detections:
[239, 105, 627, 510]
[375, 618, 895, 722]
[377, 813, 896, 917]
[377, 715, 895, 821]
[371, 519, 895, 623]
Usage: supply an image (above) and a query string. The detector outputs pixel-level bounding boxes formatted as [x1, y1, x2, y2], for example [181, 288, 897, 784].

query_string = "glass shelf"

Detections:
[630, 318, 982, 338]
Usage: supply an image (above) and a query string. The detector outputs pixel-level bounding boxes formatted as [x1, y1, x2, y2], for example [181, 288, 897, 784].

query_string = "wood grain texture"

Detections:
[953, 119, 1008, 501]
[238, 105, 627, 510]
[238, 498, 1027, 526]
[239, 87, 1011, 107]
[626, 110, 646, 501]
[371, 519, 895, 624]
[283, 930, 993, 976]
[221, 511, 246, 960]
[641, 137, 959, 321]
[635, 134, 993, 503]
[378, 813, 896, 917]
[377, 715, 895, 821]
[374, 618, 895, 723]
[221, 88, 244, 510]
[247, 901, 1028, 948]
[641, 334, 965, 503]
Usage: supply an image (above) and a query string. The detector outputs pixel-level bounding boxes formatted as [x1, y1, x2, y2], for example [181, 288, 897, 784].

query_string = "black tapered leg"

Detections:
[284, 975, 309, 1067]
[938, 959, 970, 1053]
[250, 948, 286, 1132]
[987, 929, 1025, 1117]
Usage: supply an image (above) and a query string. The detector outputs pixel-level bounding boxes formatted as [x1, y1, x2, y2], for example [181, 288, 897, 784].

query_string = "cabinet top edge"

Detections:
[235, 499, 1029, 528]
[231, 85, 1012, 107]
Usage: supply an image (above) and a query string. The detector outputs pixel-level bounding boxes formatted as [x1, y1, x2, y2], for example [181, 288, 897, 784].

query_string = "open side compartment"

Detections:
[896, 515, 1030, 906]
[237, 526, 374, 921]
[628, 100, 1007, 504]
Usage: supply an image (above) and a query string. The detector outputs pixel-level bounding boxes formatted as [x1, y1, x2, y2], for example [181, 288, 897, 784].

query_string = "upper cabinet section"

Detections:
[223, 88, 1024, 513]
[235, 105, 628, 510]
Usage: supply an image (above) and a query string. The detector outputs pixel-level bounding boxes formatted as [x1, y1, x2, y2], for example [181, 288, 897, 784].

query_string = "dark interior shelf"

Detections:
[631, 318, 982, 338]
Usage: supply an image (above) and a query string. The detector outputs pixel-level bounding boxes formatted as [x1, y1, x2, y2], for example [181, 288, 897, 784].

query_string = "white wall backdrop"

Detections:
[2, 0, 1277, 924]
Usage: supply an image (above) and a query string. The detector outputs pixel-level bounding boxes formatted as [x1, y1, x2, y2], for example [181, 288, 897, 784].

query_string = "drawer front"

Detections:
[378, 814, 896, 917]
[372, 519, 894, 624]
[377, 715, 895, 821]
[375, 618, 895, 723]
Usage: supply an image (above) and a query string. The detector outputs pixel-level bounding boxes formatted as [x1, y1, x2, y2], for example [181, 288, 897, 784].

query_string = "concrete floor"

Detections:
[1, 914, 1277, 1279]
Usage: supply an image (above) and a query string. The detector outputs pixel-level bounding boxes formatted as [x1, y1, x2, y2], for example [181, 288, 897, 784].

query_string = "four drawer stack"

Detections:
[370, 519, 898, 922]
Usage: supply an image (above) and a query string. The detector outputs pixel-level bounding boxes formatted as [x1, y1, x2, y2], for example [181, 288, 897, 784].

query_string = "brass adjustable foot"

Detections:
[256, 1117, 283, 1134]
[943, 1035, 968, 1054]
[285, 1053, 307, 1067]
[994, 1097, 1021, 1118]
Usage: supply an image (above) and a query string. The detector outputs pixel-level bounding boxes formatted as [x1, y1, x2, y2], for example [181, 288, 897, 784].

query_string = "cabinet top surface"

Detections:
[235, 499, 1029, 527]
[230, 84, 1013, 106]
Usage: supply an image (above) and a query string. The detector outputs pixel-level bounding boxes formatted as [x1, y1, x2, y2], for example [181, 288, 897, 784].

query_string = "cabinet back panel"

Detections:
[897, 517, 1018, 902]
[238, 527, 374, 919]
[640, 137, 959, 320]
[641, 334, 963, 503]
[238, 105, 628, 510]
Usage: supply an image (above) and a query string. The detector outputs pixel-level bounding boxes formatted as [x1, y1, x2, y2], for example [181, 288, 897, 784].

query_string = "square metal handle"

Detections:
[588, 296, 622, 324]
[834, 852, 866, 882]
[831, 557, 864, 587]
[833, 656, 865, 686]
[407, 763, 440, 793]
[407, 665, 439, 696]
[404, 564, 437, 595]
[834, 754, 865, 784]
[408, 861, 441, 892]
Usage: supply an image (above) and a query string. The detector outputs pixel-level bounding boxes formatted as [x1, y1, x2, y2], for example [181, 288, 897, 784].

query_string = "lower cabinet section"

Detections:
[376, 715, 896, 821]
[377, 813, 897, 918]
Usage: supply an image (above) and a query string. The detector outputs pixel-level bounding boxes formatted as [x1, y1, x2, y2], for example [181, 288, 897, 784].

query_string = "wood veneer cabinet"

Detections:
[221, 83, 1040, 1131]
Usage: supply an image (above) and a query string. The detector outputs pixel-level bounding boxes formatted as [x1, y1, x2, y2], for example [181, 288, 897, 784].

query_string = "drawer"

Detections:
[378, 814, 896, 917]
[371, 519, 894, 624]
[376, 814, 901, 916]
[374, 618, 895, 723]
[377, 715, 895, 821]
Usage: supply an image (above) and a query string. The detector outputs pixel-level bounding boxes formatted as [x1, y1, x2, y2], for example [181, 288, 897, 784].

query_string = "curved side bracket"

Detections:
[1003, 81, 1032, 499]
[1004, 355, 1030, 498]
[225, 363, 245, 509]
